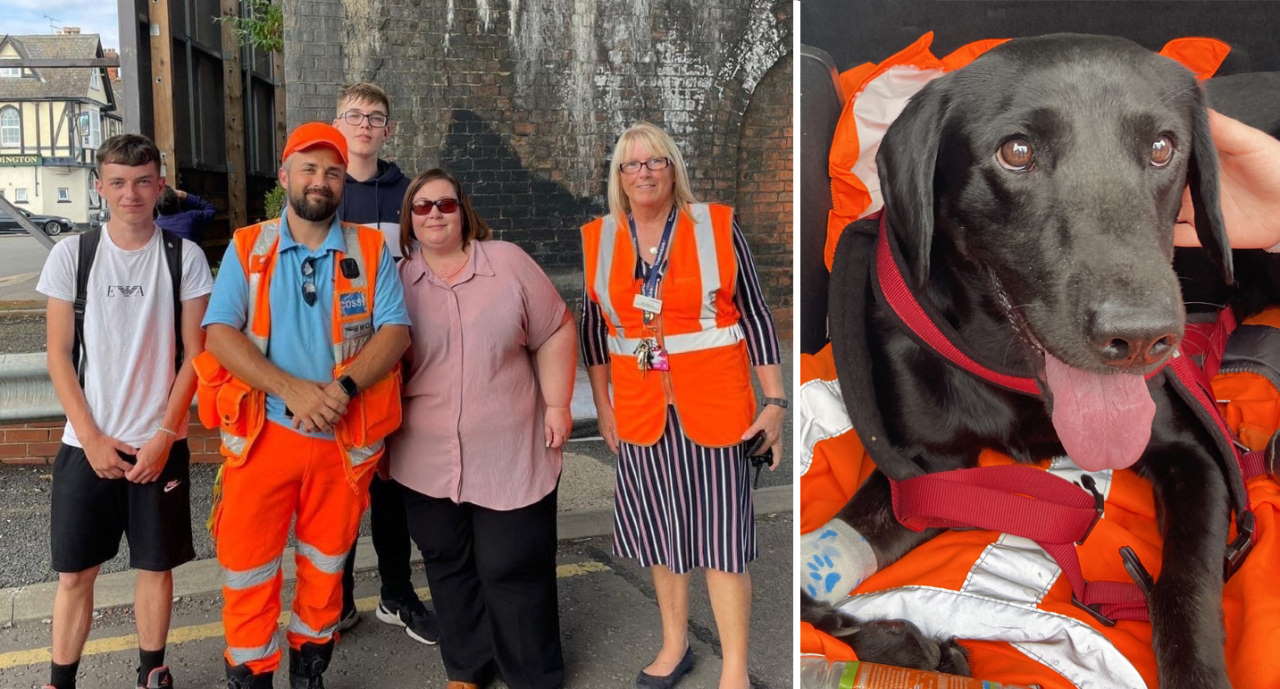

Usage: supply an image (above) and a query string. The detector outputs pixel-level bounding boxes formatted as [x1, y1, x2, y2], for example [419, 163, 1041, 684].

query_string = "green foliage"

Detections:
[217, 0, 284, 54]
[263, 183, 285, 221]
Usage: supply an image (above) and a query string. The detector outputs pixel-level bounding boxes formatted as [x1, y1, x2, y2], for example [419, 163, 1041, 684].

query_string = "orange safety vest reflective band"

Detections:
[799, 337, 1280, 689]
[194, 219, 402, 486]
[581, 202, 755, 447]
[823, 32, 1232, 271]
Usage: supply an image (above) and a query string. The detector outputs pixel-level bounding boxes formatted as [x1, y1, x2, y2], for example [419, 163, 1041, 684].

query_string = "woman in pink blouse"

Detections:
[391, 169, 577, 689]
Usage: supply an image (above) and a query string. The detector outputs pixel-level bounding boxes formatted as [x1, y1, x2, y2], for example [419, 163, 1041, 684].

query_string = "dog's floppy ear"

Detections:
[1188, 91, 1235, 285]
[876, 80, 947, 288]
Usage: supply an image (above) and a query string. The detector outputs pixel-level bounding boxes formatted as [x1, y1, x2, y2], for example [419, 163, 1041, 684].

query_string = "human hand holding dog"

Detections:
[1175, 109, 1280, 251]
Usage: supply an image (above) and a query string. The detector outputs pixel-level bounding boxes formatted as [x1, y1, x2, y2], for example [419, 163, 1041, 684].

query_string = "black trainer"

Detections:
[375, 597, 440, 645]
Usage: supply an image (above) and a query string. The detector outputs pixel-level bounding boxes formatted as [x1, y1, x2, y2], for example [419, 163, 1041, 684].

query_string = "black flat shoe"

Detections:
[635, 647, 695, 689]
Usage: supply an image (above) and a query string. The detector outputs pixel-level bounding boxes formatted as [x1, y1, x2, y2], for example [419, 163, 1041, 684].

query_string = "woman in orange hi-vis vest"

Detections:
[579, 121, 784, 689]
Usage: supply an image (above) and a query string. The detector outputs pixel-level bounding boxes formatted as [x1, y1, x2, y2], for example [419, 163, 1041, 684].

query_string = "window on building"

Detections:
[57, 187, 70, 202]
[0, 63, 19, 78]
[78, 111, 102, 150]
[14, 188, 28, 203]
[90, 69, 101, 89]
[0, 108, 18, 147]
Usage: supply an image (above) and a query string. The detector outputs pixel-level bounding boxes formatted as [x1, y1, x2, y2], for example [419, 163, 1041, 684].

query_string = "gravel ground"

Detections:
[0, 312, 45, 354]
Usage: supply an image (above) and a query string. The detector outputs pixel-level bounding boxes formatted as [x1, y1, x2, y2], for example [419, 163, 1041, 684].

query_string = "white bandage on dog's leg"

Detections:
[800, 519, 878, 604]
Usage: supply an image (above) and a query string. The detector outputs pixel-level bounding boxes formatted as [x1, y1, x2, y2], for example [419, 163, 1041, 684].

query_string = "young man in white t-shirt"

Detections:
[35, 134, 213, 689]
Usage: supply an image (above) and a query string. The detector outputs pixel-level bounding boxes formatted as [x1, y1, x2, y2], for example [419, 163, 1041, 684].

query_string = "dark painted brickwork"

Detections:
[283, 0, 792, 324]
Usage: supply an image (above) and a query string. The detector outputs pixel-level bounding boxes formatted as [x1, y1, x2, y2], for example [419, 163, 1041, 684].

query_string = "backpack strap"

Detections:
[72, 229, 185, 388]
[72, 229, 102, 388]
[160, 229, 184, 374]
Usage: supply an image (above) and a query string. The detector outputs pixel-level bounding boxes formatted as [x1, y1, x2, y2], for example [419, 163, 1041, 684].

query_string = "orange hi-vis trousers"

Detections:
[214, 422, 374, 673]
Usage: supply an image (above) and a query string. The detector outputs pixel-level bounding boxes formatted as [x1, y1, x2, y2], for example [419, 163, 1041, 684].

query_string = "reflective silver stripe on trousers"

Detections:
[835, 460, 1140, 689]
[297, 541, 347, 575]
[346, 440, 383, 468]
[688, 203, 721, 330]
[288, 615, 337, 641]
[223, 554, 282, 590]
[607, 324, 744, 356]
[227, 636, 280, 665]
[594, 215, 621, 329]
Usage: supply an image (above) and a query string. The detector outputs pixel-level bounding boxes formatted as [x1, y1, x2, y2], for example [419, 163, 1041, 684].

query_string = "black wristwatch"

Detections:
[761, 396, 788, 409]
[337, 375, 358, 398]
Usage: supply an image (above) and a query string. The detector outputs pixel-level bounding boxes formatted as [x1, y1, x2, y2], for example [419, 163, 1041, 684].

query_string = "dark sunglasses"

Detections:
[301, 256, 318, 306]
[410, 197, 460, 215]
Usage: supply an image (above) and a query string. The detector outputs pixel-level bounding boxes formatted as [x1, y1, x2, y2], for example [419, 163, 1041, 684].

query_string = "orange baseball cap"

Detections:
[281, 122, 349, 165]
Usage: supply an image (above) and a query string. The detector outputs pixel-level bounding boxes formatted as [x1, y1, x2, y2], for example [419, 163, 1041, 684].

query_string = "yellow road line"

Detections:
[0, 561, 609, 669]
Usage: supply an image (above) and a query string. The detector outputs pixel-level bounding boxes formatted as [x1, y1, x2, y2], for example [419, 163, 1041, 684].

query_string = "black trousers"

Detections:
[402, 484, 564, 689]
[342, 474, 418, 610]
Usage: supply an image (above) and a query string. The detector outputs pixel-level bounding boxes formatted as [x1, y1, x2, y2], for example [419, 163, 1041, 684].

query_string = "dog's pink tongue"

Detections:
[1043, 353, 1155, 472]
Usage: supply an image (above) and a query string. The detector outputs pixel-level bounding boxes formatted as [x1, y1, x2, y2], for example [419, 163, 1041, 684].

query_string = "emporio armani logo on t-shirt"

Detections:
[107, 285, 145, 297]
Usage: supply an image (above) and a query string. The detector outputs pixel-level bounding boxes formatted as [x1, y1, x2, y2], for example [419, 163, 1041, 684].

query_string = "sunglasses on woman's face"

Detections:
[410, 198, 460, 215]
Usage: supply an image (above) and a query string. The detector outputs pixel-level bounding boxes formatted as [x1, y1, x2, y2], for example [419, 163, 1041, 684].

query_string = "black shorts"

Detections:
[50, 440, 195, 573]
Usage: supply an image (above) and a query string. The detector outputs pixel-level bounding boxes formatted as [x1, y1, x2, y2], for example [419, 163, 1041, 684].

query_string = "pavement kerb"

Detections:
[0, 485, 790, 627]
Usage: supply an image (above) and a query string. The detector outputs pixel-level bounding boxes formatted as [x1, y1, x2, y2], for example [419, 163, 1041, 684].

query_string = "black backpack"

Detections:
[71, 228, 185, 387]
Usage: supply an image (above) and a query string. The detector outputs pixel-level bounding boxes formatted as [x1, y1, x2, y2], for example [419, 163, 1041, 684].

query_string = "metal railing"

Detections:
[0, 353, 61, 422]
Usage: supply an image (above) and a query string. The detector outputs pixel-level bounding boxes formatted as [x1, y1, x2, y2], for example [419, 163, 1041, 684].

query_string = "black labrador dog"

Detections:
[807, 34, 1250, 689]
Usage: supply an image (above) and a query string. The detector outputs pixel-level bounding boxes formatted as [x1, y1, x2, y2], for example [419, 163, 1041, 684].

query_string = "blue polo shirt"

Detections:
[203, 213, 410, 437]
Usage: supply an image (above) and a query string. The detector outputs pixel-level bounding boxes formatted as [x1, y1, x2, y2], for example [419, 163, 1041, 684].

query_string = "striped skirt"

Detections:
[613, 406, 757, 574]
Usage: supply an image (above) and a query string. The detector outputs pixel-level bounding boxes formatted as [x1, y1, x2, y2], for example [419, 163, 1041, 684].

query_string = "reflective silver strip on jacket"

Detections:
[333, 225, 373, 364]
[243, 222, 280, 354]
[834, 459, 1143, 689]
[607, 324, 744, 356]
[594, 203, 726, 338]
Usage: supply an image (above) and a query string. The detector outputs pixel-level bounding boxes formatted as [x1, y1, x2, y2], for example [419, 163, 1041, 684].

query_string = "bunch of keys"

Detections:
[633, 338, 671, 372]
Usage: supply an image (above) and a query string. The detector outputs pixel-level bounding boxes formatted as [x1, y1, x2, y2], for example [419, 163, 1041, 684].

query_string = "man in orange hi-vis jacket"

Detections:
[198, 122, 410, 689]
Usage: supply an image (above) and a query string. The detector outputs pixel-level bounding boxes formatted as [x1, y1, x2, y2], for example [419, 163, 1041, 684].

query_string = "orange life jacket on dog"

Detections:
[192, 219, 402, 487]
[581, 202, 756, 446]
[799, 306, 1280, 688]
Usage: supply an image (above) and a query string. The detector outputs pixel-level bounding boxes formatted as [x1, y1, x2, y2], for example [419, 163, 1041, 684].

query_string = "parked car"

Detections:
[0, 207, 76, 236]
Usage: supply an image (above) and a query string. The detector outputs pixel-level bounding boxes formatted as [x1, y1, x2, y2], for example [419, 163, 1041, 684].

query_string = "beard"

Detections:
[289, 186, 339, 222]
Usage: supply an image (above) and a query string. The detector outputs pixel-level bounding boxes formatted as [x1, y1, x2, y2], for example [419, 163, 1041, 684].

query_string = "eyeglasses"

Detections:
[338, 110, 390, 128]
[301, 256, 318, 306]
[618, 157, 671, 174]
[410, 198, 460, 215]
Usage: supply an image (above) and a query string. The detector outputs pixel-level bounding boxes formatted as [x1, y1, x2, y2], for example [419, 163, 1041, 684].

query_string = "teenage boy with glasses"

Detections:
[330, 82, 440, 646]
[36, 133, 213, 689]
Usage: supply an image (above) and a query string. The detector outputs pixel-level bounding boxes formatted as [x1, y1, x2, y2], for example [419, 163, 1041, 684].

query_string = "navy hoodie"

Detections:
[339, 159, 410, 258]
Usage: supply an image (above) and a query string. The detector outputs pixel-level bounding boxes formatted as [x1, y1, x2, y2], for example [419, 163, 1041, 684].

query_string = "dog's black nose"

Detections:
[1088, 303, 1180, 369]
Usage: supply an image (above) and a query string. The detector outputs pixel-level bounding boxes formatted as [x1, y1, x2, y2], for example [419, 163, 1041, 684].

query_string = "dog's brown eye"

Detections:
[997, 138, 1034, 171]
[1150, 136, 1174, 167]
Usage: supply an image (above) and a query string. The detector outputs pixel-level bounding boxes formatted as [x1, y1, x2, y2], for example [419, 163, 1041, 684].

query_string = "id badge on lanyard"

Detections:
[631, 211, 675, 372]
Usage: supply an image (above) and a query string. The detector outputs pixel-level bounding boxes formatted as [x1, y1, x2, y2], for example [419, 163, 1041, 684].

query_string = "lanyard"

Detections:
[629, 208, 678, 299]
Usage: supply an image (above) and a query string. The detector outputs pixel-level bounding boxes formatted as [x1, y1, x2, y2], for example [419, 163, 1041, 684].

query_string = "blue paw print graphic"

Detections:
[803, 528, 845, 599]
